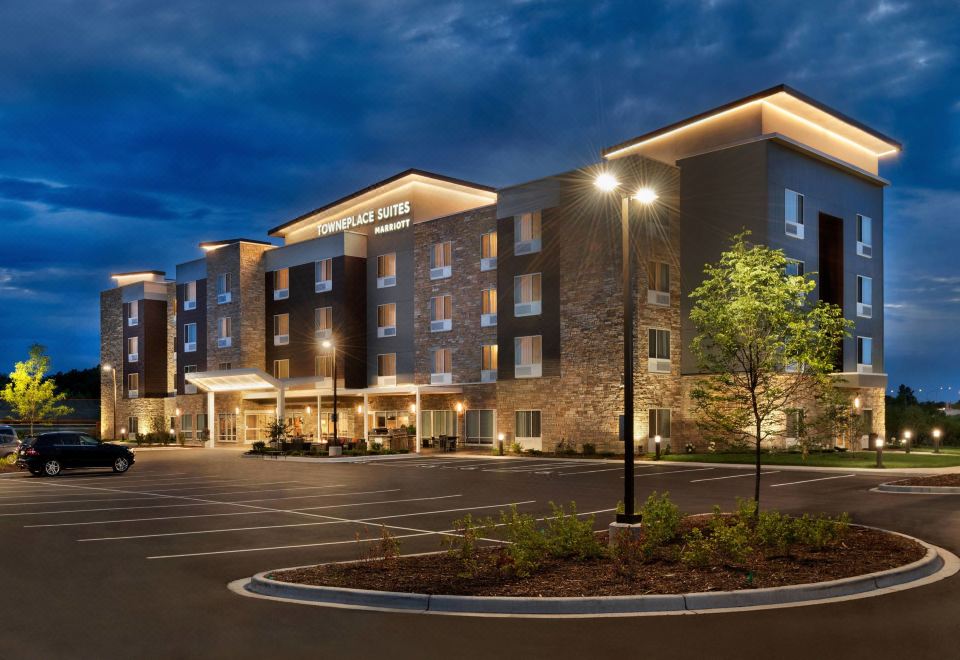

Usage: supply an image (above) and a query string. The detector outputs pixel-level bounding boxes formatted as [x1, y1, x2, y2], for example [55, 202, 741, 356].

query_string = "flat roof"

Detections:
[110, 270, 165, 278]
[602, 84, 902, 159]
[268, 168, 496, 237]
[199, 238, 274, 251]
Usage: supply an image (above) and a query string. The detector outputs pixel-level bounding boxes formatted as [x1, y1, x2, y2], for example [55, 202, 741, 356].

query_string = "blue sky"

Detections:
[0, 1, 957, 399]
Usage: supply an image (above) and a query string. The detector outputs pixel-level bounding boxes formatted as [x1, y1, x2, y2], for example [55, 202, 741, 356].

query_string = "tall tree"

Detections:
[1, 344, 73, 435]
[689, 233, 850, 511]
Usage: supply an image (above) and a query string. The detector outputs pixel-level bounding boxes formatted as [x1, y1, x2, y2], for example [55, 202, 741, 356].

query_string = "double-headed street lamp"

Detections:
[595, 171, 659, 525]
[321, 339, 339, 445]
[102, 364, 118, 440]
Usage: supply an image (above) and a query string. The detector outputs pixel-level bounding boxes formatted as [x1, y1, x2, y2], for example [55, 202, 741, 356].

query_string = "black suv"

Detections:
[17, 432, 135, 477]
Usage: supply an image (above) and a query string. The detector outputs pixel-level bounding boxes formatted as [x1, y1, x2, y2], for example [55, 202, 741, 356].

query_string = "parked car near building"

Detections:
[17, 432, 135, 476]
[0, 425, 20, 462]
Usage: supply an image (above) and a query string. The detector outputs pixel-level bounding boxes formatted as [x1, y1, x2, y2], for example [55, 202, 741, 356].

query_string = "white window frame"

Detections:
[431, 348, 452, 385]
[430, 241, 453, 280]
[315, 353, 333, 380]
[127, 336, 139, 363]
[785, 189, 804, 239]
[273, 359, 290, 380]
[857, 214, 873, 258]
[184, 281, 197, 310]
[647, 261, 670, 306]
[377, 253, 397, 288]
[515, 410, 542, 448]
[514, 273, 542, 317]
[466, 409, 496, 445]
[315, 258, 333, 293]
[857, 275, 873, 318]
[273, 313, 290, 346]
[183, 322, 197, 353]
[786, 259, 805, 277]
[377, 303, 397, 338]
[315, 306, 332, 340]
[127, 300, 139, 326]
[481, 288, 497, 327]
[430, 295, 452, 332]
[273, 268, 289, 300]
[127, 372, 139, 399]
[514, 211, 542, 255]
[648, 328, 671, 373]
[377, 353, 397, 386]
[217, 317, 232, 348]
[216, 273, 232, 304]
[481, 344, 497, 383]
[183, 364, 197, 394]
[514, 335, 542, 379]
[857, 336, 873, 373]
[480, 231, 497, 271]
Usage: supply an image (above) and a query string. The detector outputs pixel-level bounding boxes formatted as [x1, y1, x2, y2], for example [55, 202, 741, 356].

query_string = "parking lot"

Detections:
[3, 449, 959, 659]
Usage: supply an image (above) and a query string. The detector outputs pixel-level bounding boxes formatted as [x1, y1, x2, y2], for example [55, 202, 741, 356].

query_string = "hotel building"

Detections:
[100, 85, 899, 452]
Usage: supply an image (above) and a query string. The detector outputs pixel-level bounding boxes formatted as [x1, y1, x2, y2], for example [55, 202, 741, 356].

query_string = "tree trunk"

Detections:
[754, 422, 762, 515]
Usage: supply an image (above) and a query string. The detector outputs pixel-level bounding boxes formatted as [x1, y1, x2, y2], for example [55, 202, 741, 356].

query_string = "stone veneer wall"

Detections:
[413, 206, 498, 384]
[100, 289, 123, 439]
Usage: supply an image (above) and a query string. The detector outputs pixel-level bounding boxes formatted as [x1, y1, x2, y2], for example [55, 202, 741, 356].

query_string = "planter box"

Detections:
[328, 446, 343, 457]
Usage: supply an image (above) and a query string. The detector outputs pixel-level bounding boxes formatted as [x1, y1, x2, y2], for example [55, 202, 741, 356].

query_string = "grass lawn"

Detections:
[649, 450, 960, 469]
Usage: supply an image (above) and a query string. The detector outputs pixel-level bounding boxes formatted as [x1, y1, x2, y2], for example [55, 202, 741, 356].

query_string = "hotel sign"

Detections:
[318, 200, 412, 237]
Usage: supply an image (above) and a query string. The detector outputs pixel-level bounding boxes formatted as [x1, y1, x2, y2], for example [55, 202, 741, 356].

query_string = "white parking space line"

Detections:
[122, 479, 293, 492]
[557, 467, 625, 476]
[233, 488, 400, 504]
[0, 485, 343, 508]
[147, 531, 438, 560]
[770, 474, 857, 487]
[690, 471, 780, 483]
[626, 467, 717, 479]
[291, 494, 461, 512]
[0, 496, 172, 507]
[0, 501, 244, 517]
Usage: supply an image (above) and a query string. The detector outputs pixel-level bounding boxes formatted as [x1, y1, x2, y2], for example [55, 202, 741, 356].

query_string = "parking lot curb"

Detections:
[232, 530, 958, 617]
[874, 483, 960, 494]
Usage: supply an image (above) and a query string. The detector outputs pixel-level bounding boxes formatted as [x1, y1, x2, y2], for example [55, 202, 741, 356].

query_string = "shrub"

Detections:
[610, 532, 646, 576]
[359, 525, 400, 562]
[680, 509, 753, 567]
[793, 513, 850, 550]
[510, 442, 524, 455]
[554, 439, 576, 455]
[543, 502, 604, 560]
[754, 510, 795, 555]
[251, 441, 267, 454]
[581, 443, 596, 456]
[679, 527, 714, 567]
[639, 491, 682, 553]
[443, 514, 494, 577]
[498, 506, 547, 577]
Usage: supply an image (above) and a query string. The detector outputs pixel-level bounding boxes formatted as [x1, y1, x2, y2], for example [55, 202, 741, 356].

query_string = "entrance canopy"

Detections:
[185, 368, 280, 393]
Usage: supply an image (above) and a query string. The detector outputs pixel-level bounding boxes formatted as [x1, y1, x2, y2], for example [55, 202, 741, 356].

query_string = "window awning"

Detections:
[185, 368, 280, 393]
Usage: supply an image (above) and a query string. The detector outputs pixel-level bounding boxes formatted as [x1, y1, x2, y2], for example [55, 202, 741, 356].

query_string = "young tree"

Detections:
[1, 344, 73, 436]
[689, 233, 850, 511]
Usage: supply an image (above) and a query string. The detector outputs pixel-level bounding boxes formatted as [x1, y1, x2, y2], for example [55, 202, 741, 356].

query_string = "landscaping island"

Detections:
[893, 474, 960, 488]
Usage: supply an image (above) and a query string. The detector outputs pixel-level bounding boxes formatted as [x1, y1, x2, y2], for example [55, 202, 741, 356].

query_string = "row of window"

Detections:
[783, 189, 874, 259]
[784, 260, 874, 320]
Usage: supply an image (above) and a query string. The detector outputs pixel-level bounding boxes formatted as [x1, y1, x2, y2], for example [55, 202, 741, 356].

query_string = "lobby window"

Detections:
[514, 211, 542, 255]
[648, 409, 671, 443]
[315, 354, 333, 379]
[128, 417, 139, 436]
[515, 410, 541, 441]
[184, 364, 197, 394]
[127, 300, 139, 326]
[127, 373, 139, 398]
[183, 323, 197, 352]
[377, 303, 397, 338]
[273, 313, 290, 346]
[466, 410, 495, 445]
[481, 288, 497, 327]
[786, 259, 805, 277]
[218, 362, 232, 371]
[648, 328, 671, 373]
[481, 231, 498, 270]
[430, 294, 452, 332]
[216, 273, 231, 304]
[181, 414, 194, 440]
[857, 276, 873, 318]
[785, 189, 804, 238]
[273, 268, 289, 300]
[421, 410, 456, 438]
[315, 306, 332, 339]
[430, 241, 453, 280]
[184, 281, 197, 311]
[857, 336, 873, 373]
[127, 337, 139, 363]
[431, 348, 452, 384]
[315, 258, 333, 293]
[481, 344, 498, 382]
[273, 359, 290, 380]
[514, 335, 542, 378]
[377, 353, 397, 386]
[514, 273, 542, 317]
[647, 261, 670, 306]
[218, 413, 237, 443]
[377, 253, 397, 288]
[857, 215, 873, 258]
[217, 317, 232, 348]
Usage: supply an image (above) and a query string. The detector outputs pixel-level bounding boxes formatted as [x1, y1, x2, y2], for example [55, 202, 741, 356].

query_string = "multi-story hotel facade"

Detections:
[100, 85, 899, 453]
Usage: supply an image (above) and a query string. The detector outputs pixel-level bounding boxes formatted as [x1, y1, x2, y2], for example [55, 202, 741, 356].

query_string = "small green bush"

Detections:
[639, 491, 682, 553]
[680, 509, 753, 568]
[498, 506, 547, 577]
[510, 442, 524, 455]
[443, 513, 494, 577]
[793, 513, 850, 550]
[581, 443, 596, 456]
[679, 527, 713, 567]
[251, 441, 267, 454]
[543, 502, 604, 560]
[754, 510, 795, 555]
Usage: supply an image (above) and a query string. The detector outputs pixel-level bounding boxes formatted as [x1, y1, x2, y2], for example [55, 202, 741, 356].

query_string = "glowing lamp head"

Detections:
[409, 403, 416, 414]
[498, 432, 505, 442]
[175, 408, 181, 417]
[654, 434, 662, 444]
[120, 427, 126, 435]
[904, 430, 912, 440]
[933, 429, 942, 439]
[594, 172, 619, 192]
[876, 438, 884, 449]
[633, 188, 658, 205]
[234, 406, 240, 415]
[306, 406, 311, 415]
[853, 396, 862, 409]
[356, 404, 363, 414]
[455, 402, 464, 413]
[102, 364, 113, 372]
[321, 339, 332, 349]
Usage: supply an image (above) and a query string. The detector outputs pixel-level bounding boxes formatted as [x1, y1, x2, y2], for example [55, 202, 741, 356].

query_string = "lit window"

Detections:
[127, 373, 139, 398]
[514, 273, 542, 316]
[481, 344, 498, 382]
[217, 317, 232, 347]
[315, 306, 332, 339]
[217, 273, 231, 303]
[481, 231, 498, 270]
[127, 300, 139, 326]
[273, 268, 289, 300]
[514, 335, 542, 378]
[315, 354, 333, 379]
[315, 258, 333, 292]
[648, 329, 671, 373]
[648, 262, 670, 305]
[430, 295, 452, 332]
[273, 359, 289, 380]
[481, 288, 497, 326]
[515, 410, 541, 440]
[377, 303, 397, 337]
[183, 323, 197, 352]
[273, 314, 289, 345]
[857, 276, 873, 318]
[857, 215, 873, 258]
[127, 337, 138, 362]
[430, 242, 452, 279]
[377, 253, 397, 287]
[514, 211, 542, 255]
[378, 353, 397, 378]
[785, 189, 804, 238]
[184, 281, 197, 310]
[431, 348, 452, 384]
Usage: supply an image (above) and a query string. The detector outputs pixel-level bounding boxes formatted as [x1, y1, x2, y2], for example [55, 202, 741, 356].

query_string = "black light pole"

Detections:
[596, 173, 658, 525]
[323, 339, 338, 444]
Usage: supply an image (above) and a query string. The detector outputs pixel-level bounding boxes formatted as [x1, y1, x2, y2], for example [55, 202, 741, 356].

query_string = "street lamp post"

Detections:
[322, 339, 338, 445]
[876, 437, 884, 468]
[904, 430, 912, 454]
[102, 364, 117, 440]
[933, 428, 942, 454]
[595, 172, 658, 526]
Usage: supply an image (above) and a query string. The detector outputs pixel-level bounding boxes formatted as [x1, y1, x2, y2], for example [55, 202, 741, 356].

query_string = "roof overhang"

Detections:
[186, 369, 281, 393]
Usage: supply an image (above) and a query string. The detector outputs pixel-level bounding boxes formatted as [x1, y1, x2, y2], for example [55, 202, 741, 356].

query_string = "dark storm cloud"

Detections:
[0, 0, 957, 394]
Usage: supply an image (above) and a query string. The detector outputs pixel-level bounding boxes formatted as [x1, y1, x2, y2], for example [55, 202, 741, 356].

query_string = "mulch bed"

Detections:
[894, 474, 960, 487]
[272, 524, 924, 597]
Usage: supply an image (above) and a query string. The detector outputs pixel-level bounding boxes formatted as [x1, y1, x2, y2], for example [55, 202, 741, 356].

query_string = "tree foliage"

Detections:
[1, 344, 73, 435]
[688, 233, 851, 510]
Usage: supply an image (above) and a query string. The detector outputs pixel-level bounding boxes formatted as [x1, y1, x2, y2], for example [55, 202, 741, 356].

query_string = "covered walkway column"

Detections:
[362, 392, 369, 444]
[277, 386, 286, 424]
[415, 386, 421, 454]
[206, 391, 215, 448]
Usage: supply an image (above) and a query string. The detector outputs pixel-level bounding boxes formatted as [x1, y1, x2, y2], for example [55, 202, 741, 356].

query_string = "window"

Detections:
[377, 353, 396, 385]
[377, 303, 397, 338]
[273, 268, 289, 300]
[218, 362, 232, 371]
[217, 413, 237, 443]
[127, 336, 139, 363]
[862, 409, 874, 435]
[857, 336, 873, 373]
[315, 353, 333, 379]
[196, 413, 208, 440]
[377, 253, 397, 288]
[647, 262, 670, 305]
[466, 410, 495, 445]
[515, 410, 541, 441]
[481, 231, 498, 270]
[514, 335, 542, 378]
[184, 281, 197, 310]
[127, 300, 139, 326]
[430, 241, 452, 279]
[431, 348, 452, 384]
[648, 329, 671, 373]
[514, 211, 542, 254]
[183, 364, 197, 393]
[217, 317, 232, 348]
[127, 372, 139, 398]
[181, 414, 194, 439]
[481, 344, 498, 382]
[857, 276, 873, 318]
[421, 410, 456, 438]
[183, 322, 197, 352]
[273, 359, 290, 379]
[217, 273, 231, 303]
[785, 409, 804, 444]
[127, 417, 139, 435]
[430, 294, 452, 332]
[315, 258, 333, 292]
[273, 314, 290, 346]
[857, 215, 873, 257]
[785, 189, 804, 238]
[514, 273, 542, 316]
[648, 409, 671, 443]
[786, 259, 805, 277]
[481, 288, 497, 326]
[315, 306, 332, 339]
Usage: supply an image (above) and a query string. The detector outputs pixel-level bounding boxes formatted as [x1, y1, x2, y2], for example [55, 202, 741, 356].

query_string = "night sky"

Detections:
[0, 1, 957, 399]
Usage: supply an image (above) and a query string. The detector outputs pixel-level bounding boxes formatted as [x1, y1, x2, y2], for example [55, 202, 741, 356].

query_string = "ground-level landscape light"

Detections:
[497, 432, 505, 456]
[904, 430, 912, 454]
[655, 434, 662, 460]
[933, 428, 942, 454]
[876, 437, 884, 468]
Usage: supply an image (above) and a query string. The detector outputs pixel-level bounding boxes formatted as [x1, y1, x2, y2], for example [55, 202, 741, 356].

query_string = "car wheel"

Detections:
[43, 460, 62, 477]
[112, 456, 130, 473]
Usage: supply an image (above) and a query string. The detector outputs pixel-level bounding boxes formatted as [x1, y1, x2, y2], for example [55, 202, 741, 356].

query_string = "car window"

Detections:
[78, 435, 100, 447]
[56, 434, 80, 446]
[0, 428, 15, 437]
